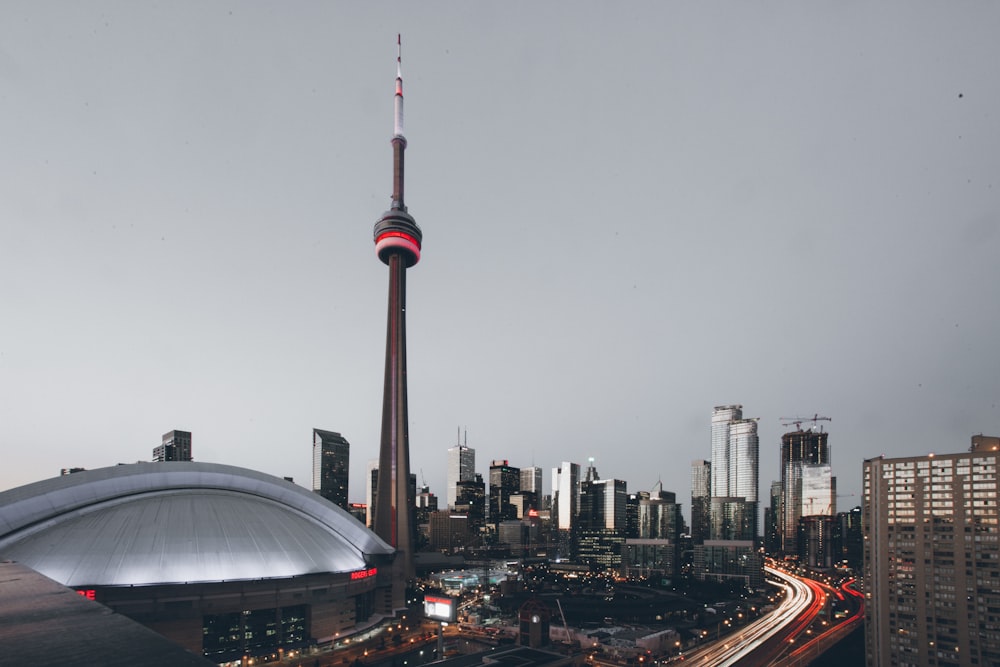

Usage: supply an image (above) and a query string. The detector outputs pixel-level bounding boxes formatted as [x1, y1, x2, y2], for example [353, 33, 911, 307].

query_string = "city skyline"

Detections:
[2, 4, 999, 515]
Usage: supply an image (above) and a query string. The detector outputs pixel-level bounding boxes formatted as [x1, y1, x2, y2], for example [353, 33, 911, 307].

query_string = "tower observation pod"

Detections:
[374, 36, 422, 266]
[372, 35, 421, 615]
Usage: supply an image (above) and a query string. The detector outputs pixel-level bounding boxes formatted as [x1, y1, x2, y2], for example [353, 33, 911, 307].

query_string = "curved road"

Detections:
[680, 566, 821, 666]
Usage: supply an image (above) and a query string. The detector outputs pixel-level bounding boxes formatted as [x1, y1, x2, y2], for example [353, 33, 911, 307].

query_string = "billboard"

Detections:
[424, 594, 457, 622]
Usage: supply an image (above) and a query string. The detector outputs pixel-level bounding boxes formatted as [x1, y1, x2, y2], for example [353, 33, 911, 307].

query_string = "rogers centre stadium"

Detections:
[0, 462, 397, 663]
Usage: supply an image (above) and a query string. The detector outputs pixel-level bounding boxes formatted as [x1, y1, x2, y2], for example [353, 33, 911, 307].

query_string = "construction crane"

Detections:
[555, 598, 572, 646]
[780, 414, 832, 432]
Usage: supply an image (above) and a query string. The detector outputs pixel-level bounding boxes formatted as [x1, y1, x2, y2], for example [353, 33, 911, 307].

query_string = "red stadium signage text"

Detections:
[350, 567, 378, 580]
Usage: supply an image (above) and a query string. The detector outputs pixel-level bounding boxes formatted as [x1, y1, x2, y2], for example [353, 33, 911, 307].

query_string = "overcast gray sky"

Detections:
[2, 2, 998, 520]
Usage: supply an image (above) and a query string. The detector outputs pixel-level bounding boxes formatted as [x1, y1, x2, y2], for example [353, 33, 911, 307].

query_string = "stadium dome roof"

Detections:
[0, 462, 393, 587]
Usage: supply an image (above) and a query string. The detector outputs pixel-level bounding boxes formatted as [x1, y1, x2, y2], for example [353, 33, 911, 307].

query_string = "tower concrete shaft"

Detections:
[373, 36, 421, 614]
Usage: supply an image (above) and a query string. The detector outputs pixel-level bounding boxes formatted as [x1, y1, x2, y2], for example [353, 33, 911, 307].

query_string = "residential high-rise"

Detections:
[797, 514, 837, 568]
[690, 459, 711, 544]
[709, 406, 759, 541]
[447, 437, 475, 509]
[311, 429, 350, 509]
[636, 482, 681, 541]
[153, 430, 192, 462]
[694, 406, 761, 587]
[780, 428, 834, 554]
[489, 460, 520, 528]
[863, 435, 1000, 667]
[551, 461, 580, 560]
[727, 418, 759, 506]
[833, 505, 862, 570]
[764, 480, 781, 554]
[624, 485, 683, 581]
[800, 464, 836, 517]
[710, 405, 741, 497]
[372, 38, 423, 612]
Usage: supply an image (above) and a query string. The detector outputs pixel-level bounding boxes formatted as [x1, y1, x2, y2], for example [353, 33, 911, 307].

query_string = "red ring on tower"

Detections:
[375, 230, 421, 265]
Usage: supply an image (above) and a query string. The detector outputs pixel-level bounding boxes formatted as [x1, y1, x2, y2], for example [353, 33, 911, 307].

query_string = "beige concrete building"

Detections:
[863, 435, 1000, 667]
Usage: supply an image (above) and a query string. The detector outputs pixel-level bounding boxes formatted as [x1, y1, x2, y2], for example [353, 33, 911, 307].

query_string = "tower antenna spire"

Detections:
[393, 34, 404, 143]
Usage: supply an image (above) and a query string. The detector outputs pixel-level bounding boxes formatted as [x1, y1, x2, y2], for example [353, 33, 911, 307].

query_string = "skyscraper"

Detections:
[764, 480, 781, 554]
[520, 466, 543, 510]
[863, 435, 1000, 667]
[447, 437, 475, 509]
[489, 459, 520, 528]
[312, 429, 350, 509]
[636, 482, 681, 541]
[454, 473, 486, 534]
[372, 37, 423, 612]
[690, 459, 711, 544]
[779, 428, 833, 553]
[623, 483, 683, 580]
[710, 405, 742, 496]
[709, 406, 759, 541]
[577, 469, 628, 568]
[727, 418, 759, 507]
[551, 461, 580, 560]
[520, 467, 542, 493]
[153, 430, 192, 462]
[694, 406, 762, 587]
[579, 465, 627, 532]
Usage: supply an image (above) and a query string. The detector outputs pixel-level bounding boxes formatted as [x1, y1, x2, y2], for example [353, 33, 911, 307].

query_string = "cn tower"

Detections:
[372, 36, 421, 613]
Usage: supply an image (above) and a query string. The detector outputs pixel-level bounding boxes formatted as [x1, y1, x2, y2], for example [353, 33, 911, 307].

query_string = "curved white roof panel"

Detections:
[0, 462, 393, 587]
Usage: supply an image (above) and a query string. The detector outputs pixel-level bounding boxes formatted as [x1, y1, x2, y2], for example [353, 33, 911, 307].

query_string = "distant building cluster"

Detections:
[25, 417, 1000, 666]
[296, 403, 861, 591]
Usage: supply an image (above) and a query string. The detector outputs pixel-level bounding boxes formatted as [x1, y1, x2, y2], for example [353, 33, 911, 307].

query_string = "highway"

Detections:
[679, 566, 821, 666]
[766, 577, 865, 667]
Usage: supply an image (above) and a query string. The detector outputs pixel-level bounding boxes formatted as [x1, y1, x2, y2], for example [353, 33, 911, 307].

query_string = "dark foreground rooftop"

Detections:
[436, 645, 573, 667]
[0, 560, 215, 666]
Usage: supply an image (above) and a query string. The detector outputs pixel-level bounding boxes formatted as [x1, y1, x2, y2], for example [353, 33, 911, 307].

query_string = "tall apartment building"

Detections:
[690, 460, 711, 544]
[709, 406, 759, 541]
[636, 483, 682, 541]
[694, 407, 761, 587]
[710, 406, 741, 497]
[153, 430, 192, 462]
[312, 429, 350, 509]
[764, 480, 782, 554]
[834, 506, 863, 570]
[622, 483, 683, 579]
[863, 435, 1000, 667]
[447, 440, 476, 509]
[780, 428, 834, 554]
